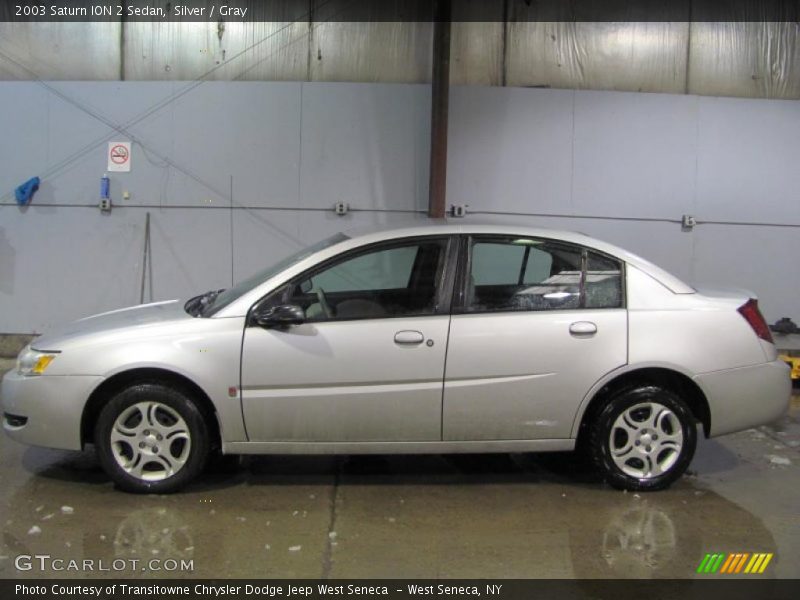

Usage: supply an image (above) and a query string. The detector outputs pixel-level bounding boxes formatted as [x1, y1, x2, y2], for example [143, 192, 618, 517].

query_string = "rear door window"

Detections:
[464, 237, 623, 312]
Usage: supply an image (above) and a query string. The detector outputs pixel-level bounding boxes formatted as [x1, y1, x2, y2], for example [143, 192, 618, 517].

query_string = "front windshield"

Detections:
[200, 233, 349, 316]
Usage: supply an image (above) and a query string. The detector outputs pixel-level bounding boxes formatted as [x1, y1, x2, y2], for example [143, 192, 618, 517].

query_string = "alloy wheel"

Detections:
[608, 402, 684, 479]
[109, 401, 192, 482]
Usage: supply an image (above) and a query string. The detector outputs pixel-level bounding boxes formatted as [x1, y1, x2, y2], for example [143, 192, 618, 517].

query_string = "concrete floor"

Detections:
[1, 357, 798, 580]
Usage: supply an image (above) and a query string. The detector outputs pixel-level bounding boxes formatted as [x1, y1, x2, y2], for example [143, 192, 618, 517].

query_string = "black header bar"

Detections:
[1, 0, 799, 23]
[5, 579, 800, 600]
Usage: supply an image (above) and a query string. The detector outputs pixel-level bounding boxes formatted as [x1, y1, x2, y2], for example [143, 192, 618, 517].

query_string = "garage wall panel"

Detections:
[447, 86, 799, 323]
[43, 82, 178, 207]
[0, 85, 49, 202]
[294, 211, 431, 244]
[0, 209, 58, 334]
[147, 208, 233, 302]
[447, 86, 574, 214]
[299, 83, 431, 212]
[571, 90, 699, 220]
[695, 95, 800, 224]
[1, 81, 799, 332]
[0, 81, 432, 332]
[231, 210, 303, 285]
[167, 81, 303, 208]
[692, 225, 799, 322]
[0, 207, 144, 333]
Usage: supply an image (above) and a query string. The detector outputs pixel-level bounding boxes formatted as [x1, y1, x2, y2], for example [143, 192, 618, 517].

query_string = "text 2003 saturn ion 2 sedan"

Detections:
[1, 223, 791, 493]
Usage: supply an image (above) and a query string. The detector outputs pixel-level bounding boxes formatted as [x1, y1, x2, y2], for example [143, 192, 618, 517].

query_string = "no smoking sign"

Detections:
[107, 141, 132, 172]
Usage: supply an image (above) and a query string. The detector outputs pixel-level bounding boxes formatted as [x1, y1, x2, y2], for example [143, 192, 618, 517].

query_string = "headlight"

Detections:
[15, 346, 59, 376]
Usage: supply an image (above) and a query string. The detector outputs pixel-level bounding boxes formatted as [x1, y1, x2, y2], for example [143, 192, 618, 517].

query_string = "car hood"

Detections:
[32, 300, 191, 351]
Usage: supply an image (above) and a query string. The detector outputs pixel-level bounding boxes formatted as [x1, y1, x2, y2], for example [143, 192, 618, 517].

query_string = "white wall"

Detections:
[448, 86, 800, 323]
[0, 82, 432, 332]
[0, 81, 798, 332]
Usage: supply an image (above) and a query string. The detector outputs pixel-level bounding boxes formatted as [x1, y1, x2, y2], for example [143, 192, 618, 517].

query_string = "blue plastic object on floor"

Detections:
[15, 177, 40, 206]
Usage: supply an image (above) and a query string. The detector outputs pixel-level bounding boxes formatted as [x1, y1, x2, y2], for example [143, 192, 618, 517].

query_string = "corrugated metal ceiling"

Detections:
[0, 16, 797, 98]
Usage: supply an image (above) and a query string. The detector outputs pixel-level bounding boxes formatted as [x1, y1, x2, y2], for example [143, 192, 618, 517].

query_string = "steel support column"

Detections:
[428, 1, 451, 219]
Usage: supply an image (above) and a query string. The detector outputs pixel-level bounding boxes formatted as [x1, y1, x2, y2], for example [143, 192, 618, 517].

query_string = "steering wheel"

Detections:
[315, 288, 333, 319]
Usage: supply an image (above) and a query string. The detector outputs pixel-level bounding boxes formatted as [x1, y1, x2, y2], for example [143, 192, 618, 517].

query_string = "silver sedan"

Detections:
[1, 223, 791, 493]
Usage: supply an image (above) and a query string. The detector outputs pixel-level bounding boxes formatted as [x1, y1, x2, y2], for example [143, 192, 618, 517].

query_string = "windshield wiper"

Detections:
[184, 289, 225, 317]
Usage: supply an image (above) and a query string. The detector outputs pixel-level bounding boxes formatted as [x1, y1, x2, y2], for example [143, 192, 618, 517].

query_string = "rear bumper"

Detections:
[695, 359, 791, 437]
[1, 370, 102, 451]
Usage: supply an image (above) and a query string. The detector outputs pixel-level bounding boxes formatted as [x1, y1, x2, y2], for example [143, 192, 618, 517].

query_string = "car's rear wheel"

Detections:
[588, 386, 697, 491]
[94, 383, 210, 493]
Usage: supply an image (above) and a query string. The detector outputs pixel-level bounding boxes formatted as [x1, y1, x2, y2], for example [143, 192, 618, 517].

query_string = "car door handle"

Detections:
[569, 321, 597, 336]
[394, 330, 425, 345]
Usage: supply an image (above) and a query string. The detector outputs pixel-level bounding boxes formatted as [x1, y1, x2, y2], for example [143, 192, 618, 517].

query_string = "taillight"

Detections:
[738, 299, 773, 344]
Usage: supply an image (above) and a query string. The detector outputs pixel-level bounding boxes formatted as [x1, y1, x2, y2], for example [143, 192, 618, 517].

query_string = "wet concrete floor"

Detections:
[1, 359, 798, 579]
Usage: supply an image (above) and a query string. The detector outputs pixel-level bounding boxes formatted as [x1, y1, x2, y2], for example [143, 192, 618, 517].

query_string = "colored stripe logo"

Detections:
[697, 552, 773, 574]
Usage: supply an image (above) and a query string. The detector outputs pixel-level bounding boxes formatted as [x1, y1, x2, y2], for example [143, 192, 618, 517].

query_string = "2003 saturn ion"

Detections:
[1, 224, 791, 493]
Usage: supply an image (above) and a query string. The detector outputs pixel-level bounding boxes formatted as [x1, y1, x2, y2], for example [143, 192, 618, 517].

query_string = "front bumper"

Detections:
[696, 359, 792, 437]
[1, 370, 102, 451]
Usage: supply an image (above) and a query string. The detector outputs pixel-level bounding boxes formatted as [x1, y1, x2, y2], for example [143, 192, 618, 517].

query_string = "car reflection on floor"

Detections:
[0, 445, 777, 579]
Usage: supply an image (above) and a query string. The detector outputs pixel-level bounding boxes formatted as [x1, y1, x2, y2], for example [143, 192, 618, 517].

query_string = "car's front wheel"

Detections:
[588, 386, 697, 491]
[94, 383, 211, 493]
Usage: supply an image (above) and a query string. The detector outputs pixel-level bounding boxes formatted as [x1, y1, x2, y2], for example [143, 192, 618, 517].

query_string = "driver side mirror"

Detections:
[253, 304, 306, 328]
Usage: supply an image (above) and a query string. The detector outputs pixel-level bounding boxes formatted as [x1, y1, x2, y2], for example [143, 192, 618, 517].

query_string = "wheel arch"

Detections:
[81, 367, 222, 451]
[573, 366, 711, 446]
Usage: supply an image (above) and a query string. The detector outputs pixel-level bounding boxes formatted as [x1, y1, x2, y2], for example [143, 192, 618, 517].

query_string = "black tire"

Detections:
[588, 385, 697, 491]
[94, 382, 211, 494]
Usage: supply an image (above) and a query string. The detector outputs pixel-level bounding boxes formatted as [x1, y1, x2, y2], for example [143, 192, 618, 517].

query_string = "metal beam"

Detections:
[428, 0, 451, 219]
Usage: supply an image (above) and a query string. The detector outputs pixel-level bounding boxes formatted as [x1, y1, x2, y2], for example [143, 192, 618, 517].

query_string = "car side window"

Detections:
[584, 251, 623, 309]
[471, 243, 527, 286]
[309, 246, 418, 292]
[465, 237, 622, 313]
[264, 238, 449, 321]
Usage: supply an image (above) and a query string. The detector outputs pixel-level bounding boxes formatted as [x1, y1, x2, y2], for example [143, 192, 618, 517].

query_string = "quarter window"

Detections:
[465, 237, 622, 312]
[584, 251, 623, 309]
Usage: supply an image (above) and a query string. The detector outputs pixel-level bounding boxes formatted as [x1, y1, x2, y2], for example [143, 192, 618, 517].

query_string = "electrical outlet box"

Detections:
[99, 198, 112, 212]
[334, 202, 349, 216]
[451, 204, 468, 218]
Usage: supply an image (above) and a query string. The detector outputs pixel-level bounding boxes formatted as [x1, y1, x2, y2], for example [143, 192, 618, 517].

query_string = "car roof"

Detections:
[343, 219, 601, 245]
